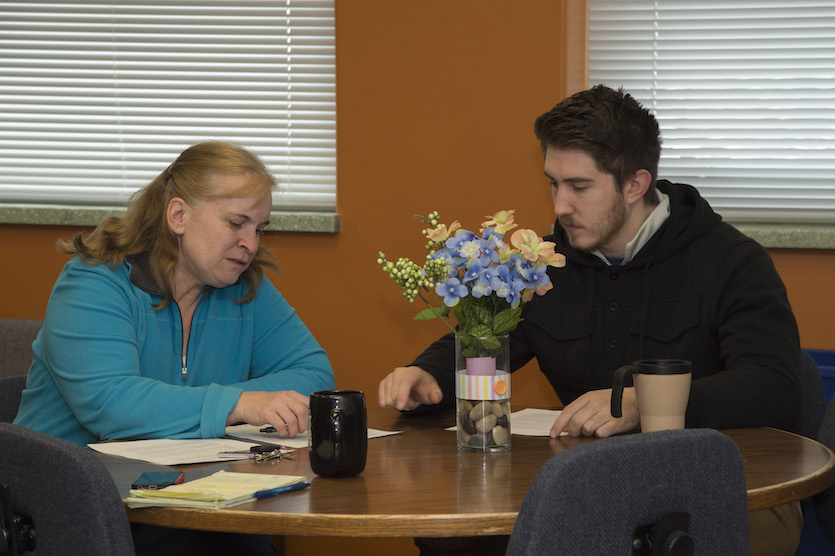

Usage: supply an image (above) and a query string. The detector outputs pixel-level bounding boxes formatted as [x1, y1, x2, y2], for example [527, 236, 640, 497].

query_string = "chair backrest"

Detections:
[0, 374, 28, 423]
[799, 349, 827, 440]
[506, 428, 749, 556]
[814, 397, 835, 545]
[0, 422, 134, 555]
[0, 318, 42, 379]
[0, 319, 43, 423]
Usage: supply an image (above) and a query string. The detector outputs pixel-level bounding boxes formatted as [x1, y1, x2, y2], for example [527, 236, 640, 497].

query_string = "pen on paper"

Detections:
[218, 445, 272, 457]
[253, 481, 311, 500]
[218, 451, 259, 458]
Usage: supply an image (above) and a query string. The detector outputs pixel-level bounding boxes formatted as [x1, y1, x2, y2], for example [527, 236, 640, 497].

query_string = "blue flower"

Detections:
[495, 271, 527, 308]
[457, 239, 481, 260]
[481, 226, 501, 240]
[462, 259, 484, 283]
[445, 229, 476, 251]
[436, 277, 469, 307]
[505, 276, 528, 308]
[471, 281, 492, 298]
[477, 265, 503, 291]
[519, 261, 550, 288]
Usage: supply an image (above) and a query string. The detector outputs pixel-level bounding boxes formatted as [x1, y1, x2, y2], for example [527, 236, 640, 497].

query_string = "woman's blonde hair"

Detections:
[59, 141, 278, 307]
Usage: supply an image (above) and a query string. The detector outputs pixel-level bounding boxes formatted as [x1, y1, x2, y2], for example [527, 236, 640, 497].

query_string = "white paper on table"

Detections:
[446, 408, 567, 437]
[509, 408, 567, 436]
[224, 423, 401, 448]
[88, 437, 258, 465]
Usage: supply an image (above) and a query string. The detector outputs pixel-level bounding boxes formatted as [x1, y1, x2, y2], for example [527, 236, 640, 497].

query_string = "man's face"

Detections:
[544, 148, 628, 256]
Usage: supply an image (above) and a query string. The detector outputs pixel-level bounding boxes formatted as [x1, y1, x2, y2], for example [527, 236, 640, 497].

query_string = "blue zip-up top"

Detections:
[15, 254, 334, 445]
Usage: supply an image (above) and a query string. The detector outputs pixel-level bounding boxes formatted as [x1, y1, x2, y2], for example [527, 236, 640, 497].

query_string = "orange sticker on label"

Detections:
[494, 380, 507, 396]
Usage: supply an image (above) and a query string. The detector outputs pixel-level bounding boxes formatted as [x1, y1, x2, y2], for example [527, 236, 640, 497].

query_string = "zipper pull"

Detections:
[181, 355, 187, 381]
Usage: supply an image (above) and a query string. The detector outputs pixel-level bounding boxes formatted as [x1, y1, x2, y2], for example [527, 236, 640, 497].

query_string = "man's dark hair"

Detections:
[534, 84, 662, 203]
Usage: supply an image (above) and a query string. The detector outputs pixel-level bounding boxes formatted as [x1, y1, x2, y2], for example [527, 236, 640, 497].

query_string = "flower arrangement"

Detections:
[377, 210, 565, 354]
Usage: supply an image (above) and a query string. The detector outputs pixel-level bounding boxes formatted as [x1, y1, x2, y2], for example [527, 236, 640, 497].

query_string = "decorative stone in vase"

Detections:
[455, 334, 510, 453]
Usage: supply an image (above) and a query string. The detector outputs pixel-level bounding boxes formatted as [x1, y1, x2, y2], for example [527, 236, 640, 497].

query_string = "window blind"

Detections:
[588, 0, 835, 223]
[0, 0, 335, 214]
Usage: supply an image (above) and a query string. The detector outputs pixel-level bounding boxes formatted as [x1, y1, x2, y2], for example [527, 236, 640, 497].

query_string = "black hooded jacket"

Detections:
[410, 180, 801, 430]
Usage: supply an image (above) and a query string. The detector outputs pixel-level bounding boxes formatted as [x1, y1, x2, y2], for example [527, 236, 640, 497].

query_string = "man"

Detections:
[378, 85, 803, 555]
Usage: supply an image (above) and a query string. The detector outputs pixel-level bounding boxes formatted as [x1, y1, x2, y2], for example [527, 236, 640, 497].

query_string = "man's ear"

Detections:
[167, 197, 188, 235]
[625, 169, 653, 206]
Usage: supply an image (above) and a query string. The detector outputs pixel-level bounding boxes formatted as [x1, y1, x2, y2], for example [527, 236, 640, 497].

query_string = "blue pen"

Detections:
[253, 481, 311, 500]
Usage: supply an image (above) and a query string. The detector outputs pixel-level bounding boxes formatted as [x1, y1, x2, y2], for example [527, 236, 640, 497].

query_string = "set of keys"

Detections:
[252, 445, 295, 463]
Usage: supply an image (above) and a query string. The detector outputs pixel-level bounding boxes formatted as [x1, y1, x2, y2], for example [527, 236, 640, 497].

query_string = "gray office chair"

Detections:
[795, 350, 827, 525]
[799, 350, 826, 440]
[0, 319, 42, 423]
[814, 397, 835, 546]
[0, 375, 27, 423]
[506, 428, 749, 556]
[0, 422, 134, 555]
[0, 319, 42, 377]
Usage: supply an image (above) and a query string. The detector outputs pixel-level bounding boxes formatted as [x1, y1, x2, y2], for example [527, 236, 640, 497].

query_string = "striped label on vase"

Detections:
[455, 369, 510, 401]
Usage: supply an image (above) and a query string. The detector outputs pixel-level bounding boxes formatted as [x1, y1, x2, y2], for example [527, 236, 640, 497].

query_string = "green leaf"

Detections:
[492, 306, 523, 335]
[457, 331, 503, 357]
[472, 305, 493, 327]
[449, 305, 465, 325]
[414, 306, 449, 320]
[468, 324, 493, 338]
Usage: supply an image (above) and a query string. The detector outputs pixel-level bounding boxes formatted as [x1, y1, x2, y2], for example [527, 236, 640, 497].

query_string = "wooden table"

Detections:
[99, 407, 835, 538]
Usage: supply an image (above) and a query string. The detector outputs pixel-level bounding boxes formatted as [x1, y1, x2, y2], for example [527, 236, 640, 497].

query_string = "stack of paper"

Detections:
[126, 471, 308, 509]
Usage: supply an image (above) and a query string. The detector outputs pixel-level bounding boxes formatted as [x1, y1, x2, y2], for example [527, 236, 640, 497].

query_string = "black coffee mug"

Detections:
[308, 390, 367, 477]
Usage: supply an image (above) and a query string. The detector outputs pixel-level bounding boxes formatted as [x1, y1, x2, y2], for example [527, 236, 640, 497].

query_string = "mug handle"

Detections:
[611, 364, 639, 418]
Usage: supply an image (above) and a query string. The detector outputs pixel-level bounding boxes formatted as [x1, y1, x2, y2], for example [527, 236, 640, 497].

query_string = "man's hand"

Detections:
[378, 366, 442, 411]
[550, 387, 640, 438]
[227, 390, 311, 437]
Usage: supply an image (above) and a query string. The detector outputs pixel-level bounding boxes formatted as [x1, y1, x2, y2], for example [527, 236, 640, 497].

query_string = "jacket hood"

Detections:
[547, 179, 722, 268]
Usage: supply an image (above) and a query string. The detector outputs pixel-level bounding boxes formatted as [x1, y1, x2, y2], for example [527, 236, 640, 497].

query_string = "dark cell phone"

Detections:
[131, 471, 185, 490]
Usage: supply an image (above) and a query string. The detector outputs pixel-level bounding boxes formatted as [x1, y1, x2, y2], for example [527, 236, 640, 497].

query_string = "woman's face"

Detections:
[171, 174, 271, 297]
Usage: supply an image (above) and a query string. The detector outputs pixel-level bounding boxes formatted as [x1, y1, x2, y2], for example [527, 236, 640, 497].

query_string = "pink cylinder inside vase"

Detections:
[466, 356, 496, 376]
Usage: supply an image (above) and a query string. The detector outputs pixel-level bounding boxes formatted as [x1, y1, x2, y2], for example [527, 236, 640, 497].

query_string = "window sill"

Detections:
[731, 223, 835, 250]
[0, 205, 341, 234]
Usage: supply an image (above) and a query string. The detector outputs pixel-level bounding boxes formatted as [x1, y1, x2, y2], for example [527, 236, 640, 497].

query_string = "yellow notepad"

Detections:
[126, 471, 308, 509]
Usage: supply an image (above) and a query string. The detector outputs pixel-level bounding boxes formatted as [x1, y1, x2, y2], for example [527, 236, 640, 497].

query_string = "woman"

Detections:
[15, 141, 334, 445]
[16, 141, 334, 555]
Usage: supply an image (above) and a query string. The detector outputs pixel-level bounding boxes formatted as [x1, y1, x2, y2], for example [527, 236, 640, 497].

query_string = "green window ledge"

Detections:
[2, 207, 834, 247]
[732, 223, 835, 250]
[0, 205, 341, 234]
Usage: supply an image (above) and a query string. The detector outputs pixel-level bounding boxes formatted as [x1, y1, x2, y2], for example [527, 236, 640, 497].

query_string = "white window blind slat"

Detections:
[0, 0, 336, 213]
[589, 0, 835, 222]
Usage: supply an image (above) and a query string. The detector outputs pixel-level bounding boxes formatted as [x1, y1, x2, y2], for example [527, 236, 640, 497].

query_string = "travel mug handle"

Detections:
[611, 364, 639, 418]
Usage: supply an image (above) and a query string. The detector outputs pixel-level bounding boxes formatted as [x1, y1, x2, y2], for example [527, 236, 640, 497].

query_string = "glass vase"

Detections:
[455, 334, 510, 453]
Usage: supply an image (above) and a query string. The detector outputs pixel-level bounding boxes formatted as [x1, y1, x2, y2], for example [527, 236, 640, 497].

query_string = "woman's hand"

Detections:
[227, 390, 311, 438]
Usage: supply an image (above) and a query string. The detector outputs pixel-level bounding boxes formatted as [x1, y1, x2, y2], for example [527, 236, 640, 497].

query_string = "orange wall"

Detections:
[1, 2, 834, 553]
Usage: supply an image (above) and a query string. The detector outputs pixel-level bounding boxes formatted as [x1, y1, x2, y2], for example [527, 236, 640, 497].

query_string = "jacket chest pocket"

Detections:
[523, 296, 591, 387]
[526, 295, 590, 340]
[628, 294, 701, 352]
